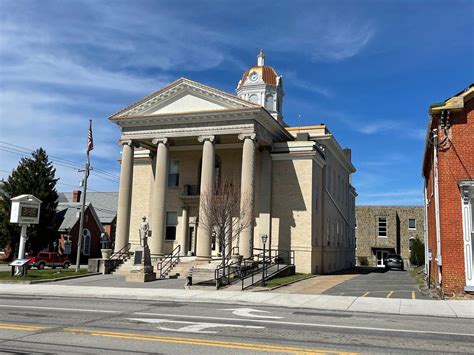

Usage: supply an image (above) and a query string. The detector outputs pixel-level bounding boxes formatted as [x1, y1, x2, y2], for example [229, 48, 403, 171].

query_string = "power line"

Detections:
[0, 140, 119, 178]
[0, 141, 120, 179]
[56, 182, 118, 198]
[0, 145, 119, 183]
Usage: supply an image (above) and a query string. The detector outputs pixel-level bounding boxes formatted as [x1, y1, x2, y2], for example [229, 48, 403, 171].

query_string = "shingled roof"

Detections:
[57, 192, 118, 224]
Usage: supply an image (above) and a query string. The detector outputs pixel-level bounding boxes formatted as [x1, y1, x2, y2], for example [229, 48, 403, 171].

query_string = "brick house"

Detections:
[58, 190, 117, 242]
[55, 192, 105, 263]
[422, 84, 474, 295]
[355, 206, 424, 268]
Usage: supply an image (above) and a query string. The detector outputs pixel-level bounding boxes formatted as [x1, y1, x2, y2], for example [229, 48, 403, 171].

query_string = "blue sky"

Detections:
[0, 0, 473, 205]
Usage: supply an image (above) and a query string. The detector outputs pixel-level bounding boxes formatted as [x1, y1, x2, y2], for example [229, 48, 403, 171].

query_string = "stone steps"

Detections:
[112, 258, 135, 275]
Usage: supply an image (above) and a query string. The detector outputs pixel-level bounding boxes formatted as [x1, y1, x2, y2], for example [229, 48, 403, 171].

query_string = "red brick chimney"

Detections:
[72, 190, 82, 203]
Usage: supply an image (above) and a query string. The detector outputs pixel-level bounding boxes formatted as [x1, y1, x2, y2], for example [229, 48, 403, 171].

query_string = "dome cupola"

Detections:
[236, 50, 284, 122]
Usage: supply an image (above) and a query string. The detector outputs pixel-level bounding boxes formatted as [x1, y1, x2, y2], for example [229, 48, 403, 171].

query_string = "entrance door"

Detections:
[376, 250, 388, 267]
[188, 226, 195, 255]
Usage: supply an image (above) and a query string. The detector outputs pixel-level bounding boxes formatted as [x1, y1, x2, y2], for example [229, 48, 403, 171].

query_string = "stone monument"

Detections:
[126, 216, 156, 282]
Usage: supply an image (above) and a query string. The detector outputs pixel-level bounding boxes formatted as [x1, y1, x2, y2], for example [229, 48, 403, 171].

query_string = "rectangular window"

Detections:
[165, 211, 178, 240]
[378, 217, 387, 237]
[168, 160, 180, 187]
[408, 218, 416, 230]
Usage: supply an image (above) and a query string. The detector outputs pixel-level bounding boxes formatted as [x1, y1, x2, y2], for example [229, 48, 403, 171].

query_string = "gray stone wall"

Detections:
[355, 206, 424, 267]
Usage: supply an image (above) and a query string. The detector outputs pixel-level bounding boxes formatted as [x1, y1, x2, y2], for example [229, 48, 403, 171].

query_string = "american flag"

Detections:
[87, 119, 94, 152]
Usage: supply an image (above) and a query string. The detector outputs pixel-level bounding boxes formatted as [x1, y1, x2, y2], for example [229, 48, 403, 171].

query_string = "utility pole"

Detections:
[75, 120, 93, 272]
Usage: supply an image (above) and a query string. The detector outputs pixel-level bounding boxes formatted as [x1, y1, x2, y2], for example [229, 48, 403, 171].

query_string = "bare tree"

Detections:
[199, 178, 253, 275]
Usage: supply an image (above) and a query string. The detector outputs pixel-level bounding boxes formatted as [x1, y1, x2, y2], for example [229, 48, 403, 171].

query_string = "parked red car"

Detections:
[28, 252, 71, 269]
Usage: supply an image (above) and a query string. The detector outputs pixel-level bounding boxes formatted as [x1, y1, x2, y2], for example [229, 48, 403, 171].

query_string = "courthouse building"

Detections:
[109, 51, 357, 274]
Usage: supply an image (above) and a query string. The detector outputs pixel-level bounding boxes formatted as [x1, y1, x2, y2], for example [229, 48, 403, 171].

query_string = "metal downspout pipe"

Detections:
[433, 128, 442, 287]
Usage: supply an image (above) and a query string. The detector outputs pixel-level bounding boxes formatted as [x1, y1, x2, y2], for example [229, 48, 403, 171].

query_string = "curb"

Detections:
[0, 272, 100, 285]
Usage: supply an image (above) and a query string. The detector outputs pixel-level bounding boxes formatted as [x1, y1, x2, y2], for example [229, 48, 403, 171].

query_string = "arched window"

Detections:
[249, 94, 259, 104]
[265, 94, 273, 110]
[327, 167, 331, 191]
[82, 228, 91, 256]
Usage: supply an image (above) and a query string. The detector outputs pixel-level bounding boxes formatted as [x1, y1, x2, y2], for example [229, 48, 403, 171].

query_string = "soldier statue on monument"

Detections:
[139, 216, 149, 247]
[127, 215, 156, 282]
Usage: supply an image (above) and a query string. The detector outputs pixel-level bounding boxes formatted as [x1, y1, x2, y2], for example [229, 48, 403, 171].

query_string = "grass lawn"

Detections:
[265, 273, 311, 288]
[0, 269, 92, 281]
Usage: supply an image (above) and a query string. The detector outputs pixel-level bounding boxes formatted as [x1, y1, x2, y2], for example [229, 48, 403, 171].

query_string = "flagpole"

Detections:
[75, 119, 93, 272]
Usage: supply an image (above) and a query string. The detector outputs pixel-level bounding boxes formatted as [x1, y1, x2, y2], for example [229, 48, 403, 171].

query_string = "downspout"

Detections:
[433, 128, 442, 287]
[423, 183, 429, 276]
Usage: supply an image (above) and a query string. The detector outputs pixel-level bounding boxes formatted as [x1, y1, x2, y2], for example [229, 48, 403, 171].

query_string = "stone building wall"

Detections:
[355, 206, 424, 267]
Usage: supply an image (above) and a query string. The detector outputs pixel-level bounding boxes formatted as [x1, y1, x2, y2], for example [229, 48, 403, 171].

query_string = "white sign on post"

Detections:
[10, 195, 42, 275]
[10, 195, 41, 225]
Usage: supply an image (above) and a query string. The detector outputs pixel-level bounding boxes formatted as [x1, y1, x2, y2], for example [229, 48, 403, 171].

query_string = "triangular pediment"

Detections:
[110, 78, 258, 118]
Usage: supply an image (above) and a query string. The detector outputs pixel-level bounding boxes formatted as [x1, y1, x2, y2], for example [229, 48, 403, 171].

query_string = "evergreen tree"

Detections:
[0, 148, 59, 256]
[409, 237, 425, 267]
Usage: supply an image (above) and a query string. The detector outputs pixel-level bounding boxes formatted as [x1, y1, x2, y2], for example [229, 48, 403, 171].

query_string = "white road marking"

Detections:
[127, 318, 264, 334]
[133, 312, 474, 338]
[0, 304, 119, 314]
[220, 307, 283, 319]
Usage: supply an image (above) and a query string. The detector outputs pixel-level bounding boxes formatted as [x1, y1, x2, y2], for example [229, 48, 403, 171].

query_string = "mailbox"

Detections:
[10, 195, 42, 225]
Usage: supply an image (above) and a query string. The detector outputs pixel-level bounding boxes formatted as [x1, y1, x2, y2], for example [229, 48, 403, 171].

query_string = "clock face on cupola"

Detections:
[236, 49, 285, 122]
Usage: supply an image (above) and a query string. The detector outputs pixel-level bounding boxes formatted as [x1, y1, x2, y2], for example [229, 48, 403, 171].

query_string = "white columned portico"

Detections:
[197, 135, 215, 260]
[238, 133, 256, 259]
[150, 138, 169, 256]
[115, 140, 135, 252]
[178, 206, 189, 256]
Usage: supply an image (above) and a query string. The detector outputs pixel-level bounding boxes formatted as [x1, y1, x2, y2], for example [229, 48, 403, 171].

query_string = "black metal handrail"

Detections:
[214, 260, 242, 289]
[241, 249, 295, 290]
[157, 245, 181, 278]
[108, 243, 131, 262]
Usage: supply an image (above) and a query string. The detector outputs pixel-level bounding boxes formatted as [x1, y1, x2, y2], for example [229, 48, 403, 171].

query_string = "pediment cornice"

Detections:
[109, 78, 259, 119]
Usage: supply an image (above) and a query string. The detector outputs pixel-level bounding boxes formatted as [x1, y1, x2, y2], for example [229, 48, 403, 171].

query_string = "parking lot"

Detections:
[323, 267, 427, 299]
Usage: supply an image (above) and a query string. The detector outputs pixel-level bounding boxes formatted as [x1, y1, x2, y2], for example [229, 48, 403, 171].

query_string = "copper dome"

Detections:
[240, 66, 278, 87]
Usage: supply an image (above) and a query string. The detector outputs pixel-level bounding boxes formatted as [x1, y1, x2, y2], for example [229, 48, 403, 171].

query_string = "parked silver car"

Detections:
[385, 254, 404, 271]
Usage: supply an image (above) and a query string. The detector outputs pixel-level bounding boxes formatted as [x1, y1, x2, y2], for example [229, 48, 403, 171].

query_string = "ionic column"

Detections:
[197, 135, 215, 260]
[238, 133, 256, 259]
[115, 140, 135, 252]
[150, 138, 169, 256]
[178, 206, 189, 256]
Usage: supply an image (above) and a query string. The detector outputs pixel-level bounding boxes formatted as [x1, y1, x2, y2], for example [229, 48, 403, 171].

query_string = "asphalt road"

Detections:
[323, 268, 427, 299]
[0, 294, 472, 354]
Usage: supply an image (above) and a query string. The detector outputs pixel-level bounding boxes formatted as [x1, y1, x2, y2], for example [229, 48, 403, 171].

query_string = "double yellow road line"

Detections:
[0, 322, 47, 332]
[0, 322, 358, 355]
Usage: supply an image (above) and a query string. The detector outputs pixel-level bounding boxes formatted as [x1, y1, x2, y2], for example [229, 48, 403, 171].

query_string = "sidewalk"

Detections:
[2, 283, 473, 319]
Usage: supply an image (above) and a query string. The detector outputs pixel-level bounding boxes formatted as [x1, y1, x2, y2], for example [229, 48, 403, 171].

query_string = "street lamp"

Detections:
[261, 234, 268, 287]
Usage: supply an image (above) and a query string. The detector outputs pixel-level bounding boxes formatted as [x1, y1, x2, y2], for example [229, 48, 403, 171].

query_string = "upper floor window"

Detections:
[165, 212, 178, 241]
[378, 217, 387, 237]
[408, 218, 416, 230]
[168, 160, 180, 187]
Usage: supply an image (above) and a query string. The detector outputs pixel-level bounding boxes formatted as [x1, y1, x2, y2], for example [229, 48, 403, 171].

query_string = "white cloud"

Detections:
[0, 1, 377, 192]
